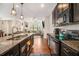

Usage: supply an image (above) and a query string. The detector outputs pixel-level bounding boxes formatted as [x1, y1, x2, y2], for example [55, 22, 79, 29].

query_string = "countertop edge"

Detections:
[0, 34, 34, 55]
[47, 33, 79, 52]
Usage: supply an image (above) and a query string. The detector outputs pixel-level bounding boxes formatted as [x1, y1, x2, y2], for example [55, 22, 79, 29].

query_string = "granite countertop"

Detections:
[62, 40, 79, 52]
[0, 33, 34, 55]
[0, 33, 28, 42]
[47, 33, 79, 52]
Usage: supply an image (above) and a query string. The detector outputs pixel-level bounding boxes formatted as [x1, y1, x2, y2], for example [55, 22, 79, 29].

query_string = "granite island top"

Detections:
[0, 33, 34, 55]
[0, 33, 28, 42]
[47, 33, 79, 52]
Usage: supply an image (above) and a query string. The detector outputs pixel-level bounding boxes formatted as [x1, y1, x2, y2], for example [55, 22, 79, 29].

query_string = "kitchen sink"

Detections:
[0, 34, 28, 47]
[7, 34, 28, 40]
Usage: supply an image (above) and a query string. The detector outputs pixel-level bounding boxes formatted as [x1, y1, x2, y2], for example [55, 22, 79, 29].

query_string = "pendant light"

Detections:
[20, 3, 24, 20]
[11, 3, 16, 16]
[41, 4, 45, 8]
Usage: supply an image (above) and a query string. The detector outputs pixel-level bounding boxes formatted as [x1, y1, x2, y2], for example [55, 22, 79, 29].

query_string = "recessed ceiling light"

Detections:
[41, 4, 45, 8]
[16, 4, 19, 8]
[20, 15, 24, 20]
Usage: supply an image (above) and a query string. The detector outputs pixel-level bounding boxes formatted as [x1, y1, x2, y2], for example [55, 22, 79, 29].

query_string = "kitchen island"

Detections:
[0, 33, 34, 56]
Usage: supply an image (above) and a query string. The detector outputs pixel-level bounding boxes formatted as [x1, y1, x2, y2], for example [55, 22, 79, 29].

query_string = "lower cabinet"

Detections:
[2, 44, 20, 56]
[2, 35, 34, 56]
[47, 34, 79, 56]
[26, 39, 33, 55]
[20, 38, 33, 56]
[19, 39, 28, 56]
[61, 43, 79, 56]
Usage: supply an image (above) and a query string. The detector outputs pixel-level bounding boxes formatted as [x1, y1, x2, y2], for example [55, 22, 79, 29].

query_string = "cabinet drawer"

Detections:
[61, 43, 78, 56]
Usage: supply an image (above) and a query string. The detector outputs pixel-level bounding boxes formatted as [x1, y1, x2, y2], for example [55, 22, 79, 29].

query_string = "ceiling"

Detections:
[0, 3, 56, 20]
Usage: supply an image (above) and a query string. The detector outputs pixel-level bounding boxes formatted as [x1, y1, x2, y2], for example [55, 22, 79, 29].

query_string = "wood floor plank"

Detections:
[30, 36, 51, 55]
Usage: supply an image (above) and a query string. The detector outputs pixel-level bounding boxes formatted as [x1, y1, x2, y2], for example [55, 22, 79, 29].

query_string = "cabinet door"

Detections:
[12, 45, 20, 56]
[27, 36, 33, 55]
[20, 39, 29, 56]
[2, 45, 20, 56]
[74, 4, 79, 22]
[61, 47, 70, 56]
[19, 37, 33, 56]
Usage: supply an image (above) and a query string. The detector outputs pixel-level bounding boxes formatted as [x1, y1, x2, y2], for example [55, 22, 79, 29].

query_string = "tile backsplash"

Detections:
[61, 24, 79, 30]
[63, 30, 79, 40]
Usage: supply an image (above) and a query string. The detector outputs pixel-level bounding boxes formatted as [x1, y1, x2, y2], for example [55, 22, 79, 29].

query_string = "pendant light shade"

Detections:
[11, 3, 16, 16]
[20, 3, 24, 20]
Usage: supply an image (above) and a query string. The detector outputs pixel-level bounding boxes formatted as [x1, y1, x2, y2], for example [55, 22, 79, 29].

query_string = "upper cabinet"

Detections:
[73, 4, 79, 22]
[57, 3, 69, 18]
[53, 3, 79, 27]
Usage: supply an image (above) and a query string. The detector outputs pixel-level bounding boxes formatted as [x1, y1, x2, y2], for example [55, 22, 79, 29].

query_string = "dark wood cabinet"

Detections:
[53, 3, 79, 26]
[19, 35, 34, 56]
[73, 4, 79, 22]
[19, 38, 28, 56]
[2, 44, 20, 56]
[47, 34, 79, 56]
[53, 3, 70, 26]
[61, 42, 79, 56]
[1, 35, 34, 56]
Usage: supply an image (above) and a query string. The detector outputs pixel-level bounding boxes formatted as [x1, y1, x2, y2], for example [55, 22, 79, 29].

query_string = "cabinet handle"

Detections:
[63, 50, 69, 56]
[63, 48, 69, 53]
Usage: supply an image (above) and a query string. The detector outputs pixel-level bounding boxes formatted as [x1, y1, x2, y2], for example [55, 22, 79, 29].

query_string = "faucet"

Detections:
[12, 26, 18, 40]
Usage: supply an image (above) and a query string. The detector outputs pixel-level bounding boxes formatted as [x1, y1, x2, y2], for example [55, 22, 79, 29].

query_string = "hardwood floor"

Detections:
[30, 35, 51, 56]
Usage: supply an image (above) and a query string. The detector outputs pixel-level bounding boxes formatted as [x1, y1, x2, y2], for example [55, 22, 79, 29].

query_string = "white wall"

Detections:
[0, 17, 45, 35]
[24, 17, 44, 32]
[43, 14, 54, 38]
[0, 20, 23, 35]
[60, 24, 79, 30]
[43, 4, 57, 38]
